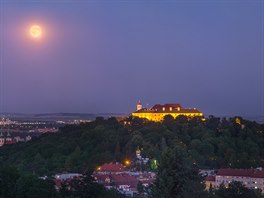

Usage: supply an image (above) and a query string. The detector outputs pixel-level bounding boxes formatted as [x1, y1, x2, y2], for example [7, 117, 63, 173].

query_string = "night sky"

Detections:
[0, 0, 263, 116]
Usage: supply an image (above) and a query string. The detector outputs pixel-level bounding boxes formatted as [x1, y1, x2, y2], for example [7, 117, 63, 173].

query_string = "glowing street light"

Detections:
[124, 159, 131, 166]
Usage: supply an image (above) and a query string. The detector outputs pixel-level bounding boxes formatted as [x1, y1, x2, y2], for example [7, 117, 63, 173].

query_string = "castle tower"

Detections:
[136, 101, 143, 111]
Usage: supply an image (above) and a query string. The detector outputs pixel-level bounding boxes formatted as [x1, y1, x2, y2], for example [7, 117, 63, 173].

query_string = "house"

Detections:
[215, 168, 264, 193]
[94, 173, 138, 196]
[94, 162, 156, 196]
[54, 173, 82, 191]
[137, 172, 156, 187]
[0, 132, 16, 147]
[93, 175, 112, 189]
[111, 174, 138, 196]
[97, 162, 124, 174]
[54, 173, 82, 181]
[37, 128, 58, 133]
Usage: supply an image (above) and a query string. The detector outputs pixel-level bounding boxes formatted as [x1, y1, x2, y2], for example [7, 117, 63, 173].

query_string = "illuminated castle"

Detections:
[132, 101, 203, 122]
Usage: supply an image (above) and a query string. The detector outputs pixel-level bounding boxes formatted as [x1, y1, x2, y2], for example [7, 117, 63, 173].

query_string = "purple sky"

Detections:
[0, 0, 263, 116]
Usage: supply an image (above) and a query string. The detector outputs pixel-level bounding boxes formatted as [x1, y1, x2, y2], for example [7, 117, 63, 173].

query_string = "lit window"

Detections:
[170, 107, 172, 111]
[162, 107, 165, 111]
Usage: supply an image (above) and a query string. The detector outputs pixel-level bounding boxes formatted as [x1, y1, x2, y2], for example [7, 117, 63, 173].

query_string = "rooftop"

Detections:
[99, 162, 124, 172]
[217, 168, 264, 178]
[110, 174, 138, 188]
[134, 103, 201, 114]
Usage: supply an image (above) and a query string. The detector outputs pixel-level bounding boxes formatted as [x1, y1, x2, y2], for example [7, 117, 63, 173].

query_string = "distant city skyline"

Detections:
[0, 0, 263, 117]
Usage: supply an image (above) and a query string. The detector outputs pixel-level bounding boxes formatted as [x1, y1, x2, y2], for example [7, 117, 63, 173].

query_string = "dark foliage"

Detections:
[0, 116, 263, 176]
[60, 170, 125, 198]
[0, 166, 59, 198]
[151, 146, 207, 198]
[212, 181, 263, 198]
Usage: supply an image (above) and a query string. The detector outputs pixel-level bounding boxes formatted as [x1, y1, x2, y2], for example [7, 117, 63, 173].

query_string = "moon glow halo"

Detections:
[30, 25, 42, 39]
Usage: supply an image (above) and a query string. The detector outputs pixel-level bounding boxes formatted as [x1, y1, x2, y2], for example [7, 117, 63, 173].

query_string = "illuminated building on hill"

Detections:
[132, 101, 203, 122]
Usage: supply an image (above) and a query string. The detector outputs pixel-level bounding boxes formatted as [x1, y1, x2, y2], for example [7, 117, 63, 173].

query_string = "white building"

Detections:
[215, 168, 264, 193]
[54, 173, 82, 181]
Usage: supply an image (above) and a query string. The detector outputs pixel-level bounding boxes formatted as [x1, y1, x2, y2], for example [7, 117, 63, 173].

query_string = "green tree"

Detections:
[214, 181, 262, 198]
[59, 182, 73, 198]
[0, 166, 20, 198]
[0, 115, 263, 176]
[16, 175, 59, 198]
[67, 171, 124, 198]
[161, 137, 168, 152]
[65, 146, 81, 170]
[137, 181, 145, 194]
[114, 140, 121, 161]
[70, 171, 104, 197]
[152, 146, 206, 198]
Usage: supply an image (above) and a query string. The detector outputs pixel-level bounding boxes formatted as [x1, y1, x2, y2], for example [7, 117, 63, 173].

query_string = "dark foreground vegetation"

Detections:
[1, 146, 263, 198]
[0, 166, 125, 198]
[152, 146, 263, 198]
[0, 115, 263, 197]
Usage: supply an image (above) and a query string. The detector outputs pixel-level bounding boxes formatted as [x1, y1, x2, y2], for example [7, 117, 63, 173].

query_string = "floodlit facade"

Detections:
[132, 102, 203, 122]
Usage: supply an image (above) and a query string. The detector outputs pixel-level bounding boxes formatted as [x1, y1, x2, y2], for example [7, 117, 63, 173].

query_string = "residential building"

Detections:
[215, 168, 264, 193]
[97, 162, 124, 174]
[0, 131, 16, 147]
[94, 162, 156, 196]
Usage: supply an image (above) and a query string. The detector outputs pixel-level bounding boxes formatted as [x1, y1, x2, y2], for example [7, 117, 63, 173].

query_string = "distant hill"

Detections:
[244, 116, 264, 124]
[2, 113, 264, 123]
[1, 113, 125, 121]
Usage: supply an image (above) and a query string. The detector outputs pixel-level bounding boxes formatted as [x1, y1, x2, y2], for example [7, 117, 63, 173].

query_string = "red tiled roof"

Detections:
[110, 174, 138, 188]
[94, 175, 110, 183]
[152, 104, 182, 111]
[176, 109, 201, 113]
[100, 163, 124, 172]
[205, 176, 215, 182]
[4, 140, 16, 145]
[217, 168, 264, 178]
[134, 103, 201, 114]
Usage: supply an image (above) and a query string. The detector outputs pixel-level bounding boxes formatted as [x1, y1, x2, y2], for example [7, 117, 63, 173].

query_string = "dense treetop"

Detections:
[0, 115, 263, 176]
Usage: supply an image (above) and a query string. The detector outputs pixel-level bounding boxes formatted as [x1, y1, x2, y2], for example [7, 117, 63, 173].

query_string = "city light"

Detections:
[124, 159, 131, 166]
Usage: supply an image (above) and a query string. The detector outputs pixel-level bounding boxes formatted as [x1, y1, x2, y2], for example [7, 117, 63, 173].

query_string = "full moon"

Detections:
[30, 25, 42, 38]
